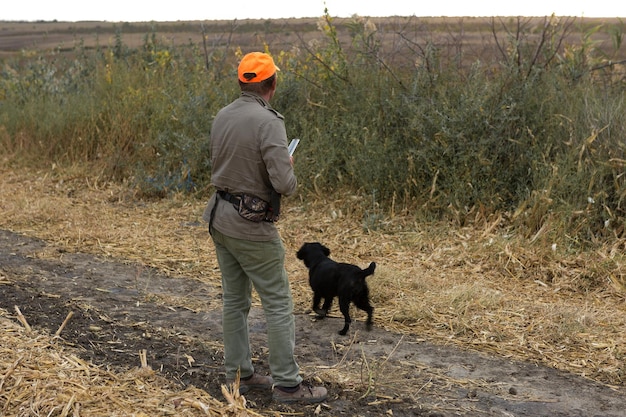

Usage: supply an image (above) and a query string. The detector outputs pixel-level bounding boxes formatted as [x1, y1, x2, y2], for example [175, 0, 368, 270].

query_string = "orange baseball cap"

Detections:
[238, 52, 279, 83]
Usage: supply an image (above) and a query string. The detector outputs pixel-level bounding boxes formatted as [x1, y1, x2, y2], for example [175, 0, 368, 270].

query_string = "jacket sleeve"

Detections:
[260, 118, 297, 197]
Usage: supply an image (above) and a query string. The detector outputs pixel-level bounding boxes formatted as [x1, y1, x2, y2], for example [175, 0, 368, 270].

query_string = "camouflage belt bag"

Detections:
[218, 190, 277, 223]
[237, 193, 271, 222]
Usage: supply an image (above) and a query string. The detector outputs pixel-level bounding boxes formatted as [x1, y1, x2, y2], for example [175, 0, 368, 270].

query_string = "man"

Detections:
[202, 52, 327, 403]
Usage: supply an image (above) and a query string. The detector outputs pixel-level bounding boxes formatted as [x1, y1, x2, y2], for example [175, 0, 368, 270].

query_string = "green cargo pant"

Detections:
[210, 228, 303, 388]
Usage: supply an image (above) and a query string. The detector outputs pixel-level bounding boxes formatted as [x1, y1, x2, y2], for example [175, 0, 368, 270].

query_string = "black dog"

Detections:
[296, 242, 376, 335]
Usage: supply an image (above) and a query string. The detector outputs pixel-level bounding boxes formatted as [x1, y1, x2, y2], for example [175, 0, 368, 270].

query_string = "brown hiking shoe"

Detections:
[272, 383, 328, 403]
[228, 373, 274, 394]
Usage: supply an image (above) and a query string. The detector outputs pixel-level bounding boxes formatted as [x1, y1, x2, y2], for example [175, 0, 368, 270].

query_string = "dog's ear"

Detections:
[322, 245, 330, 256]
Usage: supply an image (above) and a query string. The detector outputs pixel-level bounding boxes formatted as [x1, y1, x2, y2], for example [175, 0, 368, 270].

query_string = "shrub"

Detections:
[1, 15, 624, 242]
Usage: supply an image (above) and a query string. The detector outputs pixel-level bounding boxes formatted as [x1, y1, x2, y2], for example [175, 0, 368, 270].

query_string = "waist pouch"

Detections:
[219, 191, 276, 222]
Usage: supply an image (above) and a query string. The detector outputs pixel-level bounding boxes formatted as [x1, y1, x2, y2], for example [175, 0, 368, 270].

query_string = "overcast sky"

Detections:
[3, 0, 624, 22]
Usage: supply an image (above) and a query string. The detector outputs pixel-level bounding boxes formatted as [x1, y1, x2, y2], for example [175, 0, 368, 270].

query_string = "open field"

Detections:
[1, 16, 624, 65]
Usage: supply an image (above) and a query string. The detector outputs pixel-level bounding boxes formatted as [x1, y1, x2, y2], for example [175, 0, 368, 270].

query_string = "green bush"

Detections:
[1, 15, 624, 242]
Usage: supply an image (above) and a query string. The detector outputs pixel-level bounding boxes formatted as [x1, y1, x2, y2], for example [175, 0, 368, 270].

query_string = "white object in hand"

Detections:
[288, 138, 300, 156]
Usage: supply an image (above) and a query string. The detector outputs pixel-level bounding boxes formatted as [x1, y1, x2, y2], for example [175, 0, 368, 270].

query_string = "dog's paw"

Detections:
[338, 328, 348, 336]
[314, 308, 327, 318]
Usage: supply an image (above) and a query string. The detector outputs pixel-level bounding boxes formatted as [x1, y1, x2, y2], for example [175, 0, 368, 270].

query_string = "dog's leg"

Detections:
[312, 293, 326, 319]
[314, 308, 327, 319]
[365, 306, 374, 331]
[312, 293, 322, 311]
[315, 298, 332, 317]
[337, 297, 352, 335]
[354, 298, 374, 331]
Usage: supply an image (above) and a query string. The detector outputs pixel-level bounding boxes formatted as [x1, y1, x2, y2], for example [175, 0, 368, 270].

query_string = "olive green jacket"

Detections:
[202, 92, 297, 241]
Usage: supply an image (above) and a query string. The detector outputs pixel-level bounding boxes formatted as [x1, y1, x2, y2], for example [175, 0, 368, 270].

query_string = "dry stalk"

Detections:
[54, 311, 74, 337]
[60, 393, 76, 417]
[13, 305, 31, 332]
[359, 335, 405, 400]
[0, 356, 23, 391]
[139, 349, 149, 368]
[359, 347, 373, 400]
[328, 331, 358, 369]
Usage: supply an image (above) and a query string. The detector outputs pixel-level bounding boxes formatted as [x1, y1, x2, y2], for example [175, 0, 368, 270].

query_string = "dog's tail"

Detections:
[359, 262, 376, 279]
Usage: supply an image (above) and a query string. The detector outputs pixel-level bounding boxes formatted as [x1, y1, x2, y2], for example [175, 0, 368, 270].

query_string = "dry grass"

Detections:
[1, 165, 625, 393]
[0, 308, 255, 416]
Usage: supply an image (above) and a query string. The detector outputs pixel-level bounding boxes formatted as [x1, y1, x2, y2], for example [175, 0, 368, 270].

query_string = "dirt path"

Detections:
[1, 229, 624, 417]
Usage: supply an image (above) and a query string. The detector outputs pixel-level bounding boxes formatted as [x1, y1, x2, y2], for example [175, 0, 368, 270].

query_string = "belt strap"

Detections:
[217, 190, 241, 205]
